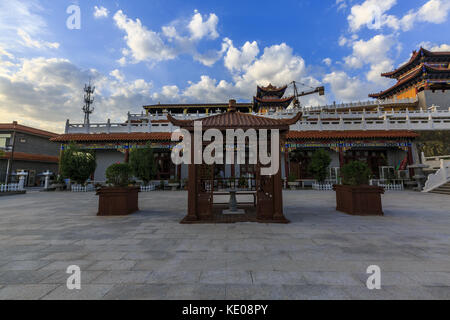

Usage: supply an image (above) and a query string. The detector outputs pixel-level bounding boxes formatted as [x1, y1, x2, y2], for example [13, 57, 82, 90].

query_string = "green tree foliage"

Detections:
[129, 143, 156, 184]
[105, 163, 132, 187]
[341, 161, 372, 186]
[60, 143, 96, 184]
[307, 149, 331, 182]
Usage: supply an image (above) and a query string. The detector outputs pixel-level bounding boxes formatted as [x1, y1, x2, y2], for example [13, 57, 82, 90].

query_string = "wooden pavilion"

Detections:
[168, 100, 302, 224]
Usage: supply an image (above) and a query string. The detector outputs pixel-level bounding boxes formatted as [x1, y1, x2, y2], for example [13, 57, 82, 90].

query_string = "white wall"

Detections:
[94, 150, 125, 182]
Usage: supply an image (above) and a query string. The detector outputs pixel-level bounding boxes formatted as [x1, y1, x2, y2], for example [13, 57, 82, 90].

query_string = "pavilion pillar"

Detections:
[284, 147, 290, 189]
[407, 145, 415, 178]
[124, 148, 130, 163]
[183, 132, 198, 223]
[273, 136, 288, 222]
[338, 146, 345, 168]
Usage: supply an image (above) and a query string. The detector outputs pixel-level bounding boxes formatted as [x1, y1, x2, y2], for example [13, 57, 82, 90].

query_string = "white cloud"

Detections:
[417, 0, 450, 23]
[94, 6, 109, 19]
[110, 69, 125, 82]
[182, 42, 325, 107]
[113, 10, 176, 64]
[366, 59, 393, 85]
[323, 71, 374, 102]
[347, 0, 450, 32]
[188, 10, 219, 40]
[347, 0, 398, 32]
[17, 29, 59, 49]
[0, 57, 155, 132]
[0, 0, 58, 52]
[323, 58, 332, 66]
[114, 9, 226, 67]
[224, 39, 259, 73]
[193, 38, 231, 66]
[344, 34, 395, 68]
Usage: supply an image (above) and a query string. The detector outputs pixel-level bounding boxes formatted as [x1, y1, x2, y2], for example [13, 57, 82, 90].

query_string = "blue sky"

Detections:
[0, 0, 449, 132]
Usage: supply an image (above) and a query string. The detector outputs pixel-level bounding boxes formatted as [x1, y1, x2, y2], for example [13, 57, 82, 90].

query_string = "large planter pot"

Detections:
[96, 186, 140, 216]
[288, 182, 299, 190]
[333, 184, 385, 216]
[167, 183, 180, 191]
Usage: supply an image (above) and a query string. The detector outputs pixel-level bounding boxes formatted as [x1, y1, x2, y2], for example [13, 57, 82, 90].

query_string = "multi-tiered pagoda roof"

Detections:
[253, 84, 295, 111]
[369, 47, 450, 99]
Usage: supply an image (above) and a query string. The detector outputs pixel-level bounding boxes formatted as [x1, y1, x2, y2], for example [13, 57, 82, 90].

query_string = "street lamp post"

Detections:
[5, 122, 17, 184]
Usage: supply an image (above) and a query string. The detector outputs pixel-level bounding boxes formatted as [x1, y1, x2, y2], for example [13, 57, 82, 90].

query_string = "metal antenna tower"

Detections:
[83, 81, 95, 125]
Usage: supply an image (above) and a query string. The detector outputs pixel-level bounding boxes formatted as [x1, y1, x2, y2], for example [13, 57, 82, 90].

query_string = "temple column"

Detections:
[184, 132, 198, 222]
[338, 146, 345, 168]
[407, 145, 415, 178]
[273, 135, 287, 222]
[284, 147, 290, 189]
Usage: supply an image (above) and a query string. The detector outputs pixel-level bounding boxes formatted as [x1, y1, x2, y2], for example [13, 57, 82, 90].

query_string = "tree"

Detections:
[341, 161, 372, 186]
[307, 149, 331, 183]
[60, 143, 96, 184]
[106, 163, 132, 187]
[129, 143, 156, 185]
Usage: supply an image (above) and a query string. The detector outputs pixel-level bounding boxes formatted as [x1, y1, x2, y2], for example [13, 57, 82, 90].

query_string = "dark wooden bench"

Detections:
[213, 191, 257, 206]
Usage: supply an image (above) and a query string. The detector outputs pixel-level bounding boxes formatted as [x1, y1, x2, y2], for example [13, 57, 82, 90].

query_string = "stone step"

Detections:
[430, 190, 450, 195]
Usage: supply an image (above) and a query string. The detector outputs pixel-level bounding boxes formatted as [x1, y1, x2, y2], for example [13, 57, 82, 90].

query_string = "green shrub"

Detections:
[105, 163, 132, 187]
[129, 143, 156, 185]
[288, 173, 297, 183]
[341, 161, 372, 186]
[60, 143, 96, 184]
[308, 149, 331, 183]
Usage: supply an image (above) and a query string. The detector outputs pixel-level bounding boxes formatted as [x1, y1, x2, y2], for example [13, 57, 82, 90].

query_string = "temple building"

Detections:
[369, 47, 450, 110]
[51, 80, 448, 185]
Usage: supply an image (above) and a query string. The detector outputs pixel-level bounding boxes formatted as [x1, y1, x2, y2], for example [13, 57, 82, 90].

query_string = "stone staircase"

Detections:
[429, 182, 450, 195]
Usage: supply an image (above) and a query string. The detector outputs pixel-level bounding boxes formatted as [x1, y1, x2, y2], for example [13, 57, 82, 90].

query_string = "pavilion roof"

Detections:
[369, 64, 450, 99]
[256, 84, 288, 99]
[167, 105, 302, 131]
[381, 47, 450, 79]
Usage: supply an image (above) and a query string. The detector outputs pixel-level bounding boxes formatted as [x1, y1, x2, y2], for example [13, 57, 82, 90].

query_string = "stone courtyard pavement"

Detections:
[0, 190, 449, 300]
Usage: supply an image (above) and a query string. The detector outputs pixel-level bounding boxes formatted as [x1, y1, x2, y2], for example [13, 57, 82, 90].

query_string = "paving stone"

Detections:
[87, 260, 136, 271]
[42, 284, 113, 300]
[0, 285, 58, 300]
[92, 271, 152, 284]
[0, 260, 52, 271]
[147, 271, 201, 284]
[0, 191, 449, 299]
[40, 270, 103, 285]
[199, 271, 252, 285]
[103, 284, 170, 300]
[0, 270, 56, 285]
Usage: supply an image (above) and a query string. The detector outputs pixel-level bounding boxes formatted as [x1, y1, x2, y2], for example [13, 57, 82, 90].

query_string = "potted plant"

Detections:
[308, 149, 331, 185]
[60, 143, 96, 189]
[287, 174, 299, 190]
[168, 178, 180, 191]
[333, 161, 384, 216]
[50, 175, 67, 191]
[238, 176, 248, 189]
[129, 143, 156, 187]
[96, 163, 139, 216]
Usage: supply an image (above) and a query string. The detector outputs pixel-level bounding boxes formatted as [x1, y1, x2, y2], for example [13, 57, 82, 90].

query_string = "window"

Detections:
[0, 134, 11, 149]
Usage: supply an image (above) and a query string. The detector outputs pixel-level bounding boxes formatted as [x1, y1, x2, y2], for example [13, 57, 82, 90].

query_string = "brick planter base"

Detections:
[333, 185, 385, 216]
[96, 187, 139, 216]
